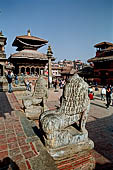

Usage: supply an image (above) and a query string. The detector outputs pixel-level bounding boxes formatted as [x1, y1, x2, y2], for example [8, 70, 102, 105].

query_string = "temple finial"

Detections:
[27, 29, 31, 36]
[0, 30, 3, 36]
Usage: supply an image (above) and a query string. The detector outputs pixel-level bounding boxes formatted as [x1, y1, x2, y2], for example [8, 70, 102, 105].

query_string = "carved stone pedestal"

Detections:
[48, 138, 94, 160]
[56, 150, 95, 170]
[46, 134, 95, 169]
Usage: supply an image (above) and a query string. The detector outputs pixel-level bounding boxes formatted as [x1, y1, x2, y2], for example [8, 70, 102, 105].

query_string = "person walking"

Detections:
[106, 85, 112, 109]
[14, 74, 18, 85]
[7, 71, 13, 93]
[101, 86, 106, 101]
[26, 80, 31, 91]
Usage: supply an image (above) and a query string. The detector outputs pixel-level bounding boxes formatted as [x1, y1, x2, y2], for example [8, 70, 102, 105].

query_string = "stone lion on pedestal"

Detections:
[40, 74, 94, 159]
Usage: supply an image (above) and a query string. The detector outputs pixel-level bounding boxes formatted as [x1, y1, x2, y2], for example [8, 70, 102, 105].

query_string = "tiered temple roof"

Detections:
[88, 41, 113, 63]
[10, 49, 48, 60]
[12, 31, 48, 51]
[10, 30, 55, 61]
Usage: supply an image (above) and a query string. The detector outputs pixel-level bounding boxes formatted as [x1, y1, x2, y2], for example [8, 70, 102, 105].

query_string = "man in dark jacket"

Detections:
[106, 85, 112, 109]
[7, 71, 13, 93]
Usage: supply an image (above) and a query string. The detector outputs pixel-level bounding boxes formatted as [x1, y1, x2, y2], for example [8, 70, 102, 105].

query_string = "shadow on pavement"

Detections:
[90, 102, 107, 109]
[0, 92, 13, 119]
[32, 125, 45, 145]
[95, 163, 113, 170]
[94, 95, 102, 101]
[87, 114, 113, 169]
[0, 157, 19, 170]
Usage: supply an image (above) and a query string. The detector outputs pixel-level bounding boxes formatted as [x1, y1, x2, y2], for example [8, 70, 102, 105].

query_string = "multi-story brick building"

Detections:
[88, 42, 113, 85]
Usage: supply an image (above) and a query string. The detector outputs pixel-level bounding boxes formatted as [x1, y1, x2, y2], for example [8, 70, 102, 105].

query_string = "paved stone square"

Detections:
[0, 89, 113, 169]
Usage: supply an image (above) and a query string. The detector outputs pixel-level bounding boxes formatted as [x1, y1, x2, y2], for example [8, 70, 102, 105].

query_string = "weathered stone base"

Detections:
[25, 106, 43, 120]
[0, 86, 8, 92]
[47, 139, 94, 160]
[56, 150, 95, 170]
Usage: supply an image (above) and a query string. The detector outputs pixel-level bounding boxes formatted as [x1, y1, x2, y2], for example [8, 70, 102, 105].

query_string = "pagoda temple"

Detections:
[9, 30, 54, 75]
[88, 42, 113, 85]
[0, 31, 7, 76]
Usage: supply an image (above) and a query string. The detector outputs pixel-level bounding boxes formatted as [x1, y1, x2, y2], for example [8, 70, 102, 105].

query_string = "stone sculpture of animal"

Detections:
[40, 74, 90, 149]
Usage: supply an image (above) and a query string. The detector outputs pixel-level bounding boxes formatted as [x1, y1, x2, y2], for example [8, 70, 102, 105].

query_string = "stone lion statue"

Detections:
[40, 74, 93, 154]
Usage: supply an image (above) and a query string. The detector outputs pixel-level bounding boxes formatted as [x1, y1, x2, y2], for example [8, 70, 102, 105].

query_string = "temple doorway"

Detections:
[26, 67, 30, 75]
[21, 67, 25, 74]
[31, 67, 34, 74]
[36, 68, 40, 75]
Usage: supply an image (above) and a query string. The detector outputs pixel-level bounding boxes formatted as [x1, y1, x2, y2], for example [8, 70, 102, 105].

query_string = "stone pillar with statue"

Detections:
[47, 45, 53, 88]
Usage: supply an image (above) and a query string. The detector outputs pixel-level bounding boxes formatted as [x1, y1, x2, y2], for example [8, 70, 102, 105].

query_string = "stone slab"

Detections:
[48, 138, 94, 161]
[30, 140, 58, 170]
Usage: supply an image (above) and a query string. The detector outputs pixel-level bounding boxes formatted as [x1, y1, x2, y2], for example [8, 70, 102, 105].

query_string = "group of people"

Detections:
[6, 71, 19, 93]
[26, 80, 32, 91]
[101, 85, 113, 109]
[53, 79, 66, 90]
[6, 70, 33, 93]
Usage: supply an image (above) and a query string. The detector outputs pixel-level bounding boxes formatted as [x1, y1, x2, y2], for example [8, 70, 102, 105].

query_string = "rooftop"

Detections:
[12, 30, 48, 49]
[94, 42, 113, 48]
[88, 55, 113, 62]
[103, 46, 113, 51]
[10, 49, 55, 61]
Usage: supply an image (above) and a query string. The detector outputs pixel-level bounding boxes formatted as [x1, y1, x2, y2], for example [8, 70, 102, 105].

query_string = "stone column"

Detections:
[30, 67, 31, 75]
[39, 68, 40, 76]
[34, 68, 36, 75]
[25, 67, 27, 75]
[19, 67, 21, 75]
[3, 65, 5, 76]
[47, 45, 53, 88]
[40, 69, 44, 75]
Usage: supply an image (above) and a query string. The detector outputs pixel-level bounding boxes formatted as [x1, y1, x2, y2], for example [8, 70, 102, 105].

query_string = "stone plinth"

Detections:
[48, 138, 94, 160]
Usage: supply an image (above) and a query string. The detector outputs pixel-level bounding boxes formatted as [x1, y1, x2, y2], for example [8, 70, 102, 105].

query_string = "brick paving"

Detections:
[0, 89, 113, 169]
[0, 92, 39, 170]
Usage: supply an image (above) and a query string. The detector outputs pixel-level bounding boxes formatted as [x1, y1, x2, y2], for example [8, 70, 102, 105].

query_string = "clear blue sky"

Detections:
[0, 0, 113, 63]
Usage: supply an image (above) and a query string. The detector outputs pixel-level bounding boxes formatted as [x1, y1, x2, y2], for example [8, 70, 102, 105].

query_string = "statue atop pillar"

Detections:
[47, 45, 53, 88]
